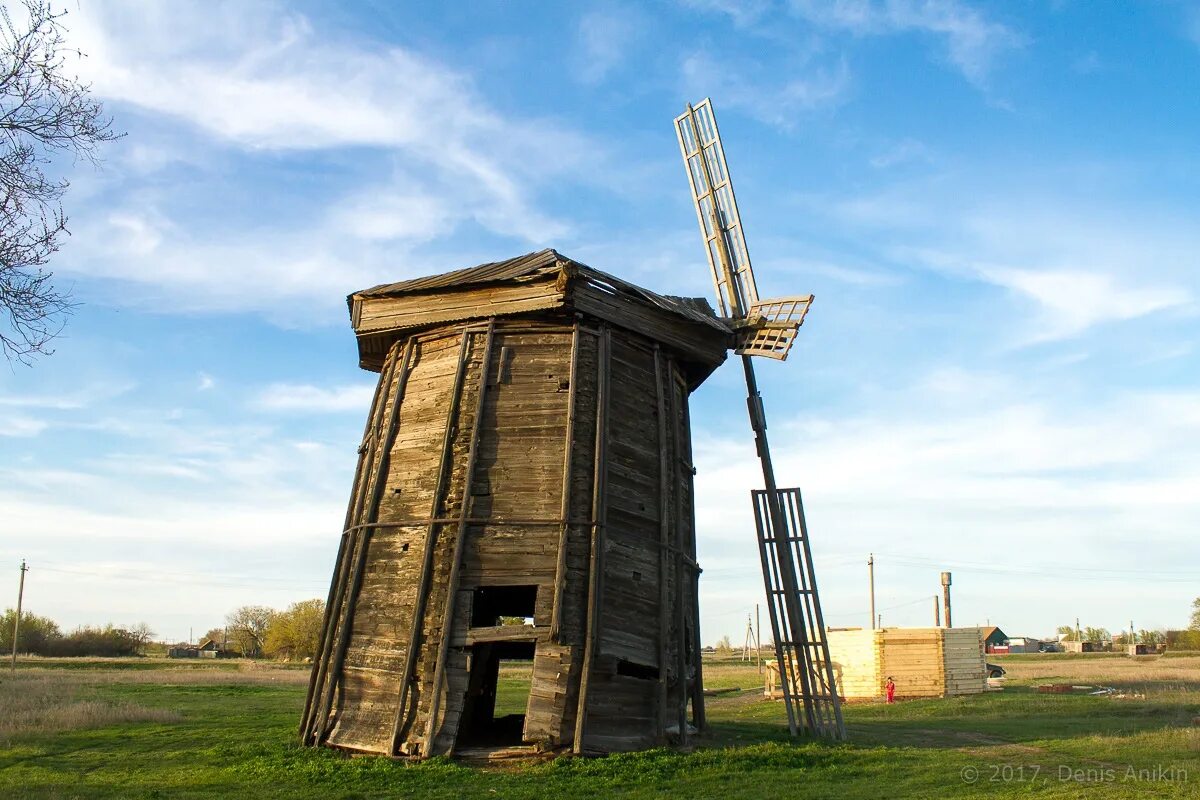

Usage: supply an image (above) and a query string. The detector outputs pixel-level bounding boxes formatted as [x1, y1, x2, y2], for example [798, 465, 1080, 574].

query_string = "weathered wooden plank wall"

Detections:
[305, 314, 706, 758]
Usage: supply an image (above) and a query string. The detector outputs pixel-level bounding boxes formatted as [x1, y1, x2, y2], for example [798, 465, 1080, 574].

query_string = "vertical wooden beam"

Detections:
[422, 320, 496, 757]
[550, 320, 581, 641]
[301, 343, 395, 742]
[388, 330, 473, 756]
[573, 325, 610, 755]
[670, 361, 688, 744]
[312, 338, 415, 745]
[677, 371, 706, 732]
[653, 345, 670, 743]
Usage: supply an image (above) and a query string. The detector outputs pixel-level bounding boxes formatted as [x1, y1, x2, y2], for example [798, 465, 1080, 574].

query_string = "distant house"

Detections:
[1006, 636, 1041, 654]
[197, 638, 236, 658]
[1062, 640, 1097, 653]
[980, 626, 1009, 654]
[167, 643, 200, 659]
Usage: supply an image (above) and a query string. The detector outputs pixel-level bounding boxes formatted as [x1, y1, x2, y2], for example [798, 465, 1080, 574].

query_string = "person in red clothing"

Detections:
[885, 676, 896, 704]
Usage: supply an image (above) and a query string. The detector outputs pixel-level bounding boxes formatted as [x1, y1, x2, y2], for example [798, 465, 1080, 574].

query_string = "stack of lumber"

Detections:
[818, 626, 986, 700]
[941, 627, 986, 697]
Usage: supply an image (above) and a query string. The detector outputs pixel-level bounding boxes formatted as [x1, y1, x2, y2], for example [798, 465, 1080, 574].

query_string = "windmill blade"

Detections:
[736, 295, 813, 359]
[675, 99, 758, 319]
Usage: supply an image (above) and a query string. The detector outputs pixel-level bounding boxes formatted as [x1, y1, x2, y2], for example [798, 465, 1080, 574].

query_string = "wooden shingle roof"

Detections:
[349, 249, 733, 376]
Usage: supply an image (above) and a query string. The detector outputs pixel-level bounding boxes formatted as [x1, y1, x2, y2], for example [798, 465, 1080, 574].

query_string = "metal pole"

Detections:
[934, 594, 941, 627]
[940, 571, 952, 628]
[868, 554, 876, 630]
[756, 603, 761, 671]
[742, 354, 817, 735]
[12, 560, 27, 672]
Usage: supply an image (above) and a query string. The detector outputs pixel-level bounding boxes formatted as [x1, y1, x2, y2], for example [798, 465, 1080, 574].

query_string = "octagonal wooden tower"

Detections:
[301, 249, 731, 758]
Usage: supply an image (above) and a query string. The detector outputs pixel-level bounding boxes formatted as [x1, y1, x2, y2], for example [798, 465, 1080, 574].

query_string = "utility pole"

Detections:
[755, 603, 762, 672]
[934, 594, 941, 627]
[940, 571, 952, 628]
[876, 613, 882, 629]
[11, 560, 28, 672]
[1075, 617, 1081, 642]
[868, 553, 876, 630]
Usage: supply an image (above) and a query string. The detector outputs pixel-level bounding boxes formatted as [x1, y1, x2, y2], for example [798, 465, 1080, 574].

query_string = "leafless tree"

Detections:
[129, 621, 156, 654]
[226, 605, 277, 659]
[0, 0, 121, 363]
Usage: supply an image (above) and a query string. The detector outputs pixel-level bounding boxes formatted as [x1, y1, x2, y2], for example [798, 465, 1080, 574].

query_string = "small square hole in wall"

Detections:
[470, 585, 537, 627]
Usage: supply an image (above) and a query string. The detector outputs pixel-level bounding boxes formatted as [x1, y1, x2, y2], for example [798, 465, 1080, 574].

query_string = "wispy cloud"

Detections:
[693, 372, 1200, 631]
[789, 0, 1026, 87]
[977, 266, 1190, 344]
[58, 2, 592, 315]
[869, 138, 935, 168]
[814, 174, 1200, 344]
[0, 382, 134, 410]
[574, 7, 644, 84]
[0, 415, 48, 437]
[681, 51, 851, 127]
[254, 383, 374, 413]
[677, 0, 774, 28]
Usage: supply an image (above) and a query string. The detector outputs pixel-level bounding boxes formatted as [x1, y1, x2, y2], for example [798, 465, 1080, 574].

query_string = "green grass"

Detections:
[1, 655, 1197, 798]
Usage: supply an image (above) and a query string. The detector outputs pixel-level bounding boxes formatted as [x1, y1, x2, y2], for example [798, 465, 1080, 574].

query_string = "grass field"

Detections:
[1, 653, 1197, 798]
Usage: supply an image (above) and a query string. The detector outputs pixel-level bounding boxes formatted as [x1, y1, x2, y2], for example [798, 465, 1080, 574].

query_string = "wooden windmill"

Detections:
[675, 98, 845, 739]
[301, 252, 726, 759]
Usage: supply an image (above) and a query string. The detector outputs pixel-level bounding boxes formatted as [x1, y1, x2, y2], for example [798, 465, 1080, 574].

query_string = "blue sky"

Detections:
[2, 0, 1199, 644]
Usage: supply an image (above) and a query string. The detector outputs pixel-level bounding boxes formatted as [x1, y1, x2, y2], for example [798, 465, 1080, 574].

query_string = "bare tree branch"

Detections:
[0, 0, 122, 364]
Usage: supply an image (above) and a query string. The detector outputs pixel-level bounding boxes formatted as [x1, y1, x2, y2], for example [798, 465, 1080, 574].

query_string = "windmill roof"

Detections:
[347, 248, 735, 381]
[353, 248, 730, 333]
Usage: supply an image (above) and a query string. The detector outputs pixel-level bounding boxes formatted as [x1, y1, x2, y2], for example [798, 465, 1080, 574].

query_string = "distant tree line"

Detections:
[1052, 598, 1200, 651]
[1, 609, 154, 656]
[219, 600, 325, 661]
[1, 601, 325, 661]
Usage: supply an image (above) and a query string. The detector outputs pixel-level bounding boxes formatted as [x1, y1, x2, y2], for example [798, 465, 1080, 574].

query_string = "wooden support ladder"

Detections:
[752, 487, 845, 740]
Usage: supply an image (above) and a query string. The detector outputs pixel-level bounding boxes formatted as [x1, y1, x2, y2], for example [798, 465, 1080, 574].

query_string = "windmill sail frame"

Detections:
[675, 97, 846, 741]
[675, 100, 811, 361]
[675, 99, 758, 320]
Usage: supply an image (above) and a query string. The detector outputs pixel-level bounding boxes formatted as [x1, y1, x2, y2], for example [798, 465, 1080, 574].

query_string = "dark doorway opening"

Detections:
[470, 585, 537, 627]
[456, 640, 535, 749]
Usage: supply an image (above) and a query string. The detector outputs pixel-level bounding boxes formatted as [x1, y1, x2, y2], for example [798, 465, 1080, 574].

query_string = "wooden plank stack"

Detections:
[820, 627, 986, 701]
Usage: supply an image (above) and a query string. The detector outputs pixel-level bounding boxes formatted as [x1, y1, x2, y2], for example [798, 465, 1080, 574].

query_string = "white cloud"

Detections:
[813, 176, 1199, 344]
[789, 0, 1025, 86]
[575, 7, 643, 84]
[55, 1, 590, 313]
[692, 373, 1200, 636]
[327, 190, 455, 243]
[255, 383, 374, 413]
[0, 415, 48, 437]
[1186, 6, 1200, 48]
[677, 0, 774, 27]
[869, 138, 934, 168]
[0, 382, 134, 411]
[977, 266, 1190, 343]
[197, 373, 216, 391]
[681, 51, 850, 127]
